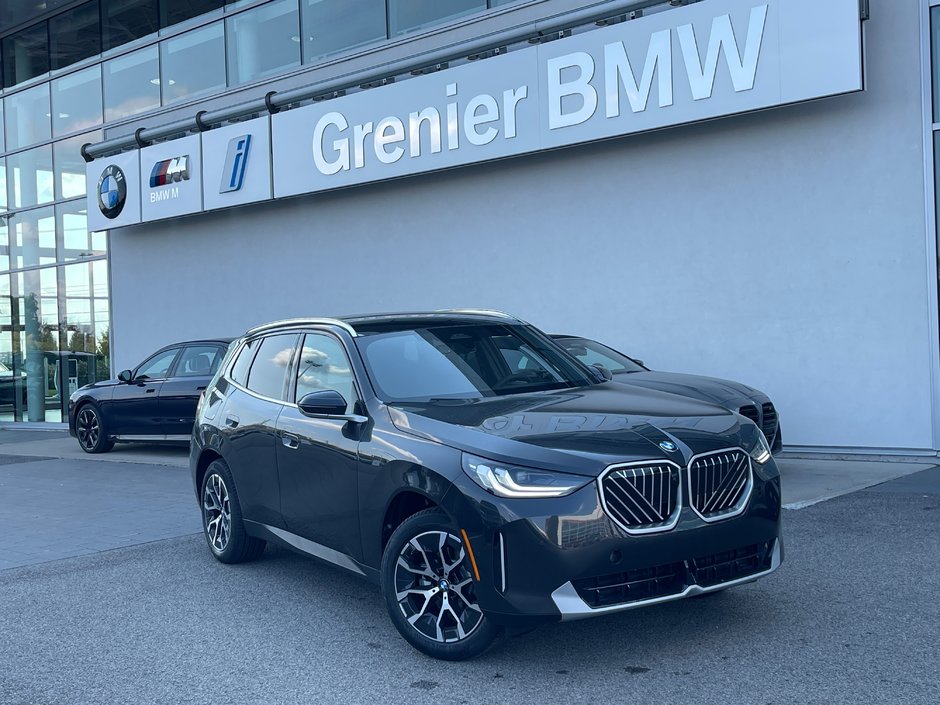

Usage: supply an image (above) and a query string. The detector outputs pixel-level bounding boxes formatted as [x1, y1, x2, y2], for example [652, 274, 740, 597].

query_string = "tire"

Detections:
[200, 459, 266, 564]
[381, 508, 501, 661]
[75, 404, 114, 454]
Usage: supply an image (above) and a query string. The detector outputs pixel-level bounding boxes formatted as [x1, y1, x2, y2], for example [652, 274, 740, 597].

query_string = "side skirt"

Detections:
[245, 520, 379, 584]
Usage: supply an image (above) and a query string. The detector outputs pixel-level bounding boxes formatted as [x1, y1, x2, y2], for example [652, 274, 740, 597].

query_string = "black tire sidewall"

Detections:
[381, 508, 501, 661]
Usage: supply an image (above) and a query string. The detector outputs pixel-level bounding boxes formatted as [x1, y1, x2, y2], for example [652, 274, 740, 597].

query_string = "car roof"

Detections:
[246, 311, 523, 337]
[160, 338, 235, 349]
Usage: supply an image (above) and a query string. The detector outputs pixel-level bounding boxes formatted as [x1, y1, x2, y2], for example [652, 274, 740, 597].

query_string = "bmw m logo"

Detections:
[659, 440, 677, 452]
[150, 155, 190, 187]
[97, 164, 127, 219]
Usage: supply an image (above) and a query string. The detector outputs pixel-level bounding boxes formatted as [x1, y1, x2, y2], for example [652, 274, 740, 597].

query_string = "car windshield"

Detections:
[555, 337, 646, 373]
[355, 323, 596, 402]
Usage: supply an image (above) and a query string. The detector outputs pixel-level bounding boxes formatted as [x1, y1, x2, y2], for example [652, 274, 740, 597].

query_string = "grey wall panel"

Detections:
[110, 0, 934, 450]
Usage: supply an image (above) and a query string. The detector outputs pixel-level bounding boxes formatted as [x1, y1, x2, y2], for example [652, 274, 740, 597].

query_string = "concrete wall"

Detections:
[109, 0, 936, 451]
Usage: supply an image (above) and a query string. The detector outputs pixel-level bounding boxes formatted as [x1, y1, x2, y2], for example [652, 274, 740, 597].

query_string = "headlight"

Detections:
[461, 453, 590, 498]
[747, 431, 772, 464]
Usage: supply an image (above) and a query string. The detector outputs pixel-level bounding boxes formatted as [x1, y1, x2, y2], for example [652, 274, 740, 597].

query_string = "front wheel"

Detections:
[75, 404, 114, 453]
[381, 509, 501, 660]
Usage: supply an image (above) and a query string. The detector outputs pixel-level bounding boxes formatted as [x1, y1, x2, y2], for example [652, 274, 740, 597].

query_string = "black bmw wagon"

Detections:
[190, 311, 783, 660]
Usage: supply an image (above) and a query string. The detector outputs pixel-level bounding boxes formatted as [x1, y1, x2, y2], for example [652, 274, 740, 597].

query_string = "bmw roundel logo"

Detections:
[97, 164, 127, 219]
[659, 440, 677, 452]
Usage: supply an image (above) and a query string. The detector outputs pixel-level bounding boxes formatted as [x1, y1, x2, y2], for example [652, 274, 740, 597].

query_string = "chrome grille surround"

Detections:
[686, 448, 753, 523]
[597, 460, 682, 535]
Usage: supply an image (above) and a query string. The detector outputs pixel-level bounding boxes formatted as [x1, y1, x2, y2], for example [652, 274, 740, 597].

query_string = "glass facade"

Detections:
[0, 0, 523, 424]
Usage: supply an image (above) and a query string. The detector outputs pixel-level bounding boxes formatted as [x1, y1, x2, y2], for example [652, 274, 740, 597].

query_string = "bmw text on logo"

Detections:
[96, 165, 127, 219]
[220, 135, 252, 193]
[149, 155, 190, 203]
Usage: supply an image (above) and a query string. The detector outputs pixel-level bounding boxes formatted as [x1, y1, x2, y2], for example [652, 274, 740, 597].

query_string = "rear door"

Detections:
[107, 347, 181, 435]
[220, 334, 298, 527]
[160, 344, 227, 437]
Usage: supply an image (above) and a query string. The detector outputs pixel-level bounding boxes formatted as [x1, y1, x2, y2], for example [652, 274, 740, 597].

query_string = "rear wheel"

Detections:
[381, 509, 501, 660]
[201, 459, 265, 563]
[75, 404, 114, 453]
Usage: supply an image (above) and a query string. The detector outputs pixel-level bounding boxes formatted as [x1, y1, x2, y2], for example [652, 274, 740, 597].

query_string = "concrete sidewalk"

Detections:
[0, 429, 188, 468]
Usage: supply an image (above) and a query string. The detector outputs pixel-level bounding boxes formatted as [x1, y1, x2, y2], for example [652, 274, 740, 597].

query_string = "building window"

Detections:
[388, 0, 486, 36]
[226, 0, 301, 86]
[160, 0, 225, 28]
[102, 0, 160, 52]
[8, 207, 56, 270]
[3, 82, 52, 151]
[54, 132, 101, 201]
[51, 66, 104, 137]
[6, 146, 54, 210]
[2, 22, 50, 88]
[0, 157, 6, 213]
[57, 201, 100, 263]
[0, 100, 4, 153]
[103, 45, 160, 122]
[301, 0, 387, 63]
[160, 21, 225, 103]
[49, 1, 102, 71]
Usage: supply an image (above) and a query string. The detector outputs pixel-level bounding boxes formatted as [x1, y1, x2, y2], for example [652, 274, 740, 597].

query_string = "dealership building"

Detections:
[1, 0, 939, 454]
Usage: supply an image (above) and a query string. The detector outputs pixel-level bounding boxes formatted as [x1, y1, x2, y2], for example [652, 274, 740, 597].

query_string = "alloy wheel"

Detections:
[394, 530, 483, 643]
[76, 407, 100, 451]
[203, 474, 232, 552]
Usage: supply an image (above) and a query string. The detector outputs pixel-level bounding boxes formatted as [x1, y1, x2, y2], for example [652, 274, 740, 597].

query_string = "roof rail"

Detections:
[436, 309, 521, 320]
[245, 318, 358, 337]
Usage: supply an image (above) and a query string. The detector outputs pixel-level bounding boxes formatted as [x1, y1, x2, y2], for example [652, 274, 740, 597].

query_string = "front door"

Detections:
[276, 332, 362, 560]
[108, 347, 180, 435]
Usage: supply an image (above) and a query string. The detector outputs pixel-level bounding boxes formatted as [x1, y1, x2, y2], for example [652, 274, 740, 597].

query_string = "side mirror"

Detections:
[298, 389, 348, 417]
[118, 369, 133, 383]
[591, 363, 613, 382]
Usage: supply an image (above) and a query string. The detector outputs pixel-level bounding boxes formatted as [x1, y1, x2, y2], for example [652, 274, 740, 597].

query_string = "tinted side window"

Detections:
[175, 345, 224, 377]
[295, 333, 356, 413]
[229, 339, 258, 386]
[135, 348, 179, 380]
[246, 334, 298, 400]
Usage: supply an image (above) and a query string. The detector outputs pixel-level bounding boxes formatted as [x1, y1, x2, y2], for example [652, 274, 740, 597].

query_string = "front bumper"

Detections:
[442, 459, 783, 627]
[551, 537, 782, 620]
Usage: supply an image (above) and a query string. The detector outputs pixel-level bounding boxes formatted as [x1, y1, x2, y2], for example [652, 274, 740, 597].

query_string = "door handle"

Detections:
[196, 386, 207, 391]
[281, 433, 300, 450]
[224, 415, 239, 429]
[146, 388, 156, 394]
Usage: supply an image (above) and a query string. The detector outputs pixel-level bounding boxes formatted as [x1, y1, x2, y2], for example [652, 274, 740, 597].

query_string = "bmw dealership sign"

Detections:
[87, 0, 863, 231]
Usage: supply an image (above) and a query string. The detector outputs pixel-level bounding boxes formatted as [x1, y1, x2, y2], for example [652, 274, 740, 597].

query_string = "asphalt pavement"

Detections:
[0, 430, 937, 704]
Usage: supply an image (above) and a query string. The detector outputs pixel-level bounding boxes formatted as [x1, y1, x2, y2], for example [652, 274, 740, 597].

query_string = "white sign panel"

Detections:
[86, 150, 142, 231]
[202, 116, 273, 211]
[87, 0, 862, 228]
[139, 134, 203, 222]
[273, 0, 862, 198]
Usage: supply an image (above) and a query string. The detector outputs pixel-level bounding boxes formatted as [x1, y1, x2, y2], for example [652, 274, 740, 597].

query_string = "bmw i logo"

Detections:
[659, 440, 677, 452]
[97, 164, 127, 219]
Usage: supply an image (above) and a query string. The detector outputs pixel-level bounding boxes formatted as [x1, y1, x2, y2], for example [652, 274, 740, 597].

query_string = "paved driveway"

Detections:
[0, 430, 937, 704]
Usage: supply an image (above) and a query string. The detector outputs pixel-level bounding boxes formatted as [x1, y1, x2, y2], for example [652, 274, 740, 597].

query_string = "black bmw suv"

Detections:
[191, 311, 783, 660]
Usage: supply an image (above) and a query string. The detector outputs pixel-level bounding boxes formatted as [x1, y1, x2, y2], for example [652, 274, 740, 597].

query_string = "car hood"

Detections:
[386, 383, 759, 477]
[613, 370, 767, 408]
